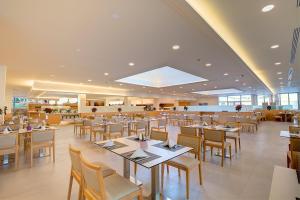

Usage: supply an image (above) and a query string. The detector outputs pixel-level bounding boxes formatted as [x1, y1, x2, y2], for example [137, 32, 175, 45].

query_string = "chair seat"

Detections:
[93, 162, 116, 177]
[104, 174, 140, 199]
[167, 155, 199, 169]
[205, 141, 231, 148]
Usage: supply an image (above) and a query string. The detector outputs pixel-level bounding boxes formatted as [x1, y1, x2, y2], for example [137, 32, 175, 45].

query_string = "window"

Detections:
[228, 96, 241, 106]
[241, 95, 252, 105]
[218, 96, 227, 106]
[280, 93, 299, 109]
[257, 95, 271, 105]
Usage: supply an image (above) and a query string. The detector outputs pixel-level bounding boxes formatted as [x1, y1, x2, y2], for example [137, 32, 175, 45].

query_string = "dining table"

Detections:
[96, 136, 192, 200]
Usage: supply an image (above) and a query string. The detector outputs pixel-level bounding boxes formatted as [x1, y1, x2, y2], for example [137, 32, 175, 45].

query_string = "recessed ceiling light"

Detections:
[277, 72, 282, 75]
[205, 63, 212, 67]
[262, 4, 274, 12]
[104, 72, 109, 76]
[50, 74, 55, 77]
[248, 86, 252, 89]
[270, 44, 279, 49]
[142, 86, 146, 88]
[179, 86, 183, 89]
[280, 82, 283, 85]
[242, 83, 246, 86]
[59, 65, 65, 68]
[274, 62, 281, 66]
[203, 83, 207, 86]
[224, 73, 229, 76]
[128, 62, 135, 66]
[235, 79, 239, 82]
[214, 86, 218, 89]
[87, 79, 92, 82]
[172, 45, 180, 50]
[278, 77, 283, 80]
[76, 48, 81, 52]
[79, 83, 83, 85]
[119, 83, 123, 86]
[192, 89, 195, 91]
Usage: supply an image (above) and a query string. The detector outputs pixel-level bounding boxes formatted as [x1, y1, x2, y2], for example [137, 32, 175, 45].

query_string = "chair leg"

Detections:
[138, 190, 143, 200]
[161, 163, 164, 190]
[234, 138, 237, 153]
[78, 182, 83, 200]
[15, 151, 19, 169]
[203, 144, 206, 162]
[186, 169, 190, 199]
[238, 138, 241, 150]
[30, 147, 33, 167]
[229, 146, 232, 160]
[210, 146, 213, 157]
[221, 148, 224, 167]
[67, 173, 73, 200]
[198, 163, 202, 185]
[134, 163, 137, 176]
[53, 144, 55, 163]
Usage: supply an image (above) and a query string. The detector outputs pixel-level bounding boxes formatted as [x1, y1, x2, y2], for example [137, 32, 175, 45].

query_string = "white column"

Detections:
[5, 87, 13, 114]
[0, 65, 7, 123]
[77, 94, 86, 113]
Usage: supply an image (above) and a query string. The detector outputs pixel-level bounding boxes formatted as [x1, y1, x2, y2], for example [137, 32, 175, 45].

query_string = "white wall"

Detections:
[5, 87, 13, 113]
[82, 105, 144, 113]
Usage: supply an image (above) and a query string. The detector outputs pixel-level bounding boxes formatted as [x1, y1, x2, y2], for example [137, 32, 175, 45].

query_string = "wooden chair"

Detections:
[289, 126, 300, 134]
[224, 122, 241, 153]
[287, 137, 300, 168]
[163, 135, 202, 199]
[68, 145, 115, 200]
[130, 121, 147, 136]
[74, 119, 83, 136]
[80, 120, 93, 138]
[90, 125, 105, 142]
[180, 126, 198, 136]
[80, 154, 143, 200]
[154, 119, 167, 132]
[203, 129, 232, 167]
[0, 133, 19, 169]
[29, 130, 55, 167]
[103, 124, 123, 140]
[134, 129, 168, 175]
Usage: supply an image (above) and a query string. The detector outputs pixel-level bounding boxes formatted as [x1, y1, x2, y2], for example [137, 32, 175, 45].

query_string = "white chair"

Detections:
[103, 124, 123, 140]
[29, 130, 55, 167]
[0, 133, 19, 168]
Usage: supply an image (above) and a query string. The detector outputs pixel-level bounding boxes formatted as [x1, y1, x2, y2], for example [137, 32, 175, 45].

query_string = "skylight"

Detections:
[193, 88, 242, 95]
[116, 66, 207, 88]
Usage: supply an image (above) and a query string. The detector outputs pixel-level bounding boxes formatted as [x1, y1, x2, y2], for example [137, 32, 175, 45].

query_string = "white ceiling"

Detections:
[0, 0, 297, 98]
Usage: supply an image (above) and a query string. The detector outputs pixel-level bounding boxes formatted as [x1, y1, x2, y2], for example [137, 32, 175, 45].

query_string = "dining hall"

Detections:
[0, 1, 300, 200]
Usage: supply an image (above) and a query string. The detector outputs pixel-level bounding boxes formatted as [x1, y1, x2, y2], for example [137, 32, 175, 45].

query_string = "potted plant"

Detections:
[184, 106, 188, 111]
[173, 107, 176, 111]
[91, 107, 97, 113]
[235, 105, 242, 112]
[118, 107, 122, 113]
[44, 108, 53, 114]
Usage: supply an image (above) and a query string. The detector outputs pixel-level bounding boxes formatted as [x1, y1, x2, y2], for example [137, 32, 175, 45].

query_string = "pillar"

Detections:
[0, 65, 7, 123]
[77, 94, 86, 113]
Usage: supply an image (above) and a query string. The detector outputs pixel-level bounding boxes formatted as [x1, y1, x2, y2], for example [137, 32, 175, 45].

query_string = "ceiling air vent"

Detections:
[290, 27, 300, 64]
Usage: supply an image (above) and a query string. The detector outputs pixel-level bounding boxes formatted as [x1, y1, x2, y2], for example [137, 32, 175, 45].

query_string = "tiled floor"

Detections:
[0, 121, 291, 200]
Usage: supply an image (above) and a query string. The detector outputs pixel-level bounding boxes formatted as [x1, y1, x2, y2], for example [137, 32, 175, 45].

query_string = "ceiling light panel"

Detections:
[193, 88, 242, 95]
[116, 66, 208, 88]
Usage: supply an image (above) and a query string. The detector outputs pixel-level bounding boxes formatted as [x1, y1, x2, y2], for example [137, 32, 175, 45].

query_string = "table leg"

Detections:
[123, 158, 130, 179]
[151, 165, 160, 200]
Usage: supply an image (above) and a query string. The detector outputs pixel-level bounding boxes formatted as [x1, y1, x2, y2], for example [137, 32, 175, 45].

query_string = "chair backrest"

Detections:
[158, 119, 166, 127]
[289, 126, 300, 134]
[150, 129, 168, 141]
[290, 137, 300, 152]
[177, 134, 201, 159]
[180, 126, 197, 136]
[31, 130, 55, 143]
[136, 121, 147, 130]
[291, 151, 300, 170]
[80, 155, 106, 200]
[108, 124, 122, 133]
[203, 129, 225, 143]
[83, 120, 93, 126]
[0, 133, 18, 149]
[69, 145, 82, 175]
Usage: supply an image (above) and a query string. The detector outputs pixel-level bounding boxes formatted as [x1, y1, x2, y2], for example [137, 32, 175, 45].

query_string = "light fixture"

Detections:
[76, 48, 81, 52]
[179, 86, 183, 89]
[128, 62, 135, 66]
[277, 72, 282, 75]
[235, 79, 239, 82]
[192, 89, 195, 91]
[270, 44, 279, 49]
[50, 74, 55, 77]
[278, 77, 283, 80]
[224, 73, 229, 76]
[59, 65, 65, 68]
[280, 82, 283, 85]
[119, 83, 123, 86]
[172, 45, 180, 50]
[262, 4, 274, 12]
[275, 62, 281, 66]
[142, 86, 146, 88]
[214, 86, 218, 89]
[248, 86, 252, 89]
[205, 63, 212, 67]
[87, 79, 92, 82]
[203, 83, 207, 86]
[104, 72, 109, 76]
[242, 83, 246, 86]
[193, 88, 242, 95]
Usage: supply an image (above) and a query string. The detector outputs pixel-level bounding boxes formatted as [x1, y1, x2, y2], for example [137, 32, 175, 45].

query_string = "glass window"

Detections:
[257, 95, 264, 106]
[280, 94, 289, 106]
[241, 95, 252, 105]
[288, 93, 298, 109]
[218, 97, 227, 106]
[228, 96, 241, 106]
